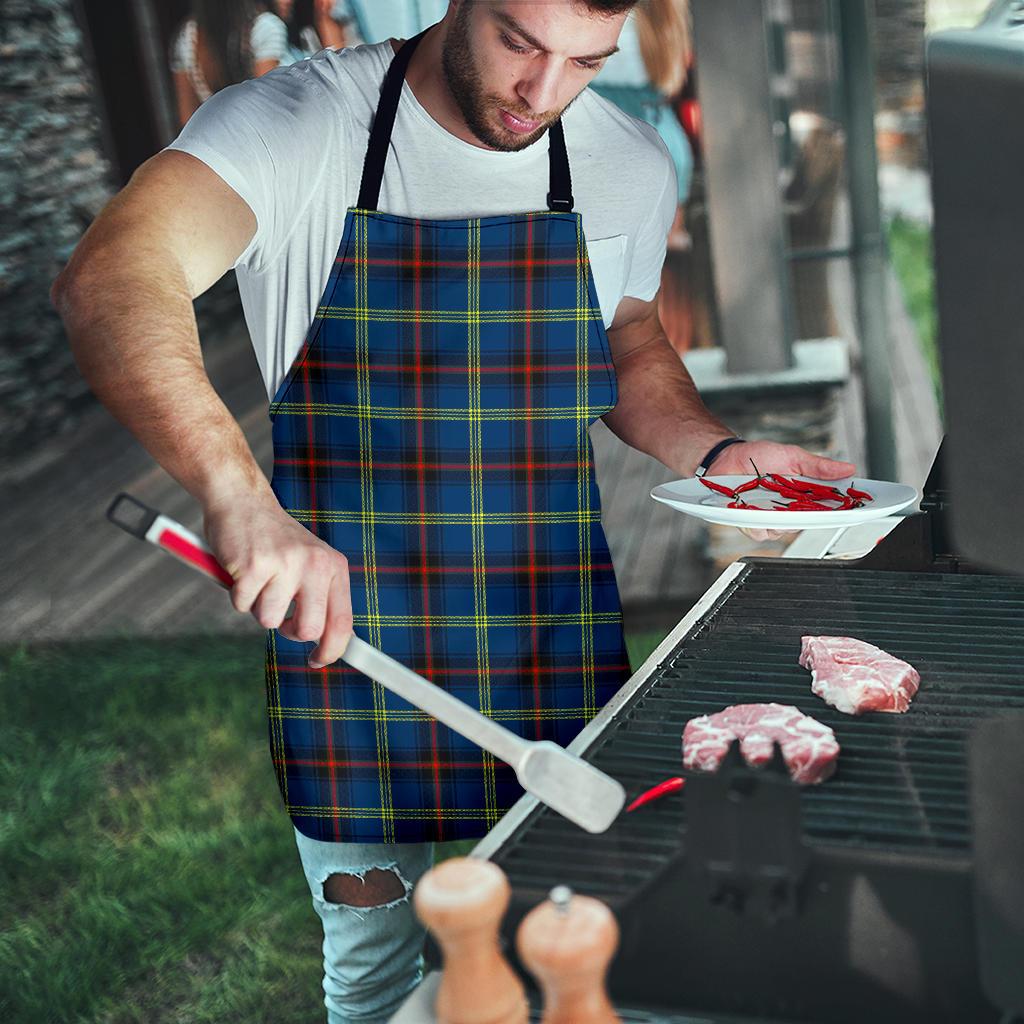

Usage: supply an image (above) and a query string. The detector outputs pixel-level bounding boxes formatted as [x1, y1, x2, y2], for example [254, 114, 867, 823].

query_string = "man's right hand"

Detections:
[203, 492, 353, 669]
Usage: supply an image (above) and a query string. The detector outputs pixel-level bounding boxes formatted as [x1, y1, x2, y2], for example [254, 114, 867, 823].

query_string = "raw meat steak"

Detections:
[682, 703, 840, 785]
[799, 636, 920, 716]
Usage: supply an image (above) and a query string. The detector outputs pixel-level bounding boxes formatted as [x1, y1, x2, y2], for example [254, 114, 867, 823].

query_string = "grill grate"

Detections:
[493, 563, 1024, 898]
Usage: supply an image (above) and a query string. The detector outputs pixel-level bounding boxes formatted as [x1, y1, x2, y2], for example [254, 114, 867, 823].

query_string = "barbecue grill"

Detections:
[462, 9, 1024, 1022]
[471, 445, 1023, 1022]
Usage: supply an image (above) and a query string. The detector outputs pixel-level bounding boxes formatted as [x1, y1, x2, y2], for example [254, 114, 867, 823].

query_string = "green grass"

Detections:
[625, 631, 668, 672]
[1, 630, 666, 1022]
[886, 215, 942, 415]
[0, 636, 324, 1024]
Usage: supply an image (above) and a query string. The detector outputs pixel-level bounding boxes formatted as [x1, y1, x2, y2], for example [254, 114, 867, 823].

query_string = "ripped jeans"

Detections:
[292, 826, 452, 1024]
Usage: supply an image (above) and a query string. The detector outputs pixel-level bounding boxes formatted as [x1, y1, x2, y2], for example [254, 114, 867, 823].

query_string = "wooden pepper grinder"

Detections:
[413, 857, 528, 1024]
[516, 885, 621, 1024]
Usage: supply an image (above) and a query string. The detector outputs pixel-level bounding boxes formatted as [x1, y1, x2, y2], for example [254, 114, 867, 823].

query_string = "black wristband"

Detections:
[695, 437, 745, 478]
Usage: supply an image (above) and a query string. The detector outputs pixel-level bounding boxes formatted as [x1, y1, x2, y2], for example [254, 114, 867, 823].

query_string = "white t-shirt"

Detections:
[166, 39, 677, 401]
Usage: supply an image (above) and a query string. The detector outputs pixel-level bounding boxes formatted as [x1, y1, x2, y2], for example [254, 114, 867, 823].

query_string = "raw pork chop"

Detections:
[799, 635, 920, 716]
[682, 703, 840, 785]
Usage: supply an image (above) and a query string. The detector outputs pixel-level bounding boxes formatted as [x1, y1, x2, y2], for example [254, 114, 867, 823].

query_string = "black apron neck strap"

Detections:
[357, 28, 575, 214]
[546, 118, 574, 213]
[357, 29, 429, 211]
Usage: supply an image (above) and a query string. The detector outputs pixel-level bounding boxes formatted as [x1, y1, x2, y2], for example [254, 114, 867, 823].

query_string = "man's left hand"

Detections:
[707, 440, 857, 543]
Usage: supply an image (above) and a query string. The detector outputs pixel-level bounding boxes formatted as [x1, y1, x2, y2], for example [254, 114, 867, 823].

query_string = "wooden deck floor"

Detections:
[2, 239, 940, 645]
[0, 323, 273, 644]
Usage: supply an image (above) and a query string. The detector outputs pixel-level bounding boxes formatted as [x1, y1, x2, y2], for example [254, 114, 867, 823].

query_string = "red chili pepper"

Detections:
[735, 478, 762, 494]
[780, 498, 833, 511]
[626, 776, 686, 812]
[777, 474, 844, 498]
[763, 480, 820, 501]
[847, 485, 873, 502]
[699, 477, 737, 498]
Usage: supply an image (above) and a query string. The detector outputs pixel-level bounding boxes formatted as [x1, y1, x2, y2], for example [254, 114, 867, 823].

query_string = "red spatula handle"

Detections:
[106, 492, 234, 589]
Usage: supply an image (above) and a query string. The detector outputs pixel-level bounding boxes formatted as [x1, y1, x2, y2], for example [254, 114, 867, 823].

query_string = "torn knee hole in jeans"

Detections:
[319, 866, 413, 917]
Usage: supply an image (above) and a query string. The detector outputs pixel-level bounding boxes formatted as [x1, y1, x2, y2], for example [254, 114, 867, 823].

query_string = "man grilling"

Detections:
[52, 1, 855, 1019]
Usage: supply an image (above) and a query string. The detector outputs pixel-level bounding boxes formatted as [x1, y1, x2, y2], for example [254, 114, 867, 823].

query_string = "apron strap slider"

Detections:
[546, 191, 574, 213]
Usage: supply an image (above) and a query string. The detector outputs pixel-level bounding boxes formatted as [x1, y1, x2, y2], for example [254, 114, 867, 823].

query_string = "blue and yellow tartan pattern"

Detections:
[264, 207, 630, 843]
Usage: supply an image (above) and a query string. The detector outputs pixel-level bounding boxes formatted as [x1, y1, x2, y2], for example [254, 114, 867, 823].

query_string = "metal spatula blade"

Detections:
[516, 741, 625, 834]
[107, 492, 627, 834]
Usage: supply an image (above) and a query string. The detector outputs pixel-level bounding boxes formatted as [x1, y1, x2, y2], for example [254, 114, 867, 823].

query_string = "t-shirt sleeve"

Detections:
[251, 11, 289, 63]
[163, 64, 337, 273]
[623, 134, 678, 302]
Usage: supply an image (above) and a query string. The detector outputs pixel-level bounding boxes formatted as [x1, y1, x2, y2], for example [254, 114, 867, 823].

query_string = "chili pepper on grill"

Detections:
[626, 776, 686, 812]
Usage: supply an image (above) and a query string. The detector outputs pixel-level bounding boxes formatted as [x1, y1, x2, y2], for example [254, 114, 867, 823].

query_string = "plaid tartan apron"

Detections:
[264, 30, 629, 843]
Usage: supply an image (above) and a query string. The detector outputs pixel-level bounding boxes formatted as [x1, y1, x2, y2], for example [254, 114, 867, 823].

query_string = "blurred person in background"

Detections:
[336, 0, 448, 44]
[592, 0, 694, 348]
[170, 0, 290, 128]
[592, 0, 693, 226]
[275, 0, 352, 63]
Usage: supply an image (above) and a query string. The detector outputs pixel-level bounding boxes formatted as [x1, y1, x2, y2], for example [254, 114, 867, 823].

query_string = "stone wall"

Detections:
[0, 0, 115, 467]
[0, 0, 245, 469]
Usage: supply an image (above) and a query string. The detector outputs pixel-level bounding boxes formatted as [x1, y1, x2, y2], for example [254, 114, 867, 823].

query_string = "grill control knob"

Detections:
[516, 887, 621, 1024]
[413, 857, 528, 1024]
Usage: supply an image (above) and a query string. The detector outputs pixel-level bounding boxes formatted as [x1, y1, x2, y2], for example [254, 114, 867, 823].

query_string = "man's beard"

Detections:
[440, 5, 566, 151]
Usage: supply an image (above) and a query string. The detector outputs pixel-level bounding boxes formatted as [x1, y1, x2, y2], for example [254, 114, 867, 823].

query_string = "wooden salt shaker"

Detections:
[413, 857, 528, 1024]
[516, 885, 621, 1024]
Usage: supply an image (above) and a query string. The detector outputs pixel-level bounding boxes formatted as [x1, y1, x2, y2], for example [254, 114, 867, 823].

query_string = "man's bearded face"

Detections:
[440, 2, 618, 151]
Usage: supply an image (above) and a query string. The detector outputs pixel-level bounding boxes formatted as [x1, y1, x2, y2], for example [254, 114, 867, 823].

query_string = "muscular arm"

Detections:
[602, 293, 734, 476]
[602, 292, 856, 543]
[51, 149, 266, 510]
[51, 149, 355, 664]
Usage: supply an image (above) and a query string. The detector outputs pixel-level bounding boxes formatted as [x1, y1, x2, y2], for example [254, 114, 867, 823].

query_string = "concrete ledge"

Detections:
[683, 337, 850, 397]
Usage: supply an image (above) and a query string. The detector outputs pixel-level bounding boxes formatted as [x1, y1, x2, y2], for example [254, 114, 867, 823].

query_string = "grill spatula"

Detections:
[106, 492, 626, 834]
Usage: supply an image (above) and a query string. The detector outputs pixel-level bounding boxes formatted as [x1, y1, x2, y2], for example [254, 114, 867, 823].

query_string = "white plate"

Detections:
[650, 476, 920, 530]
